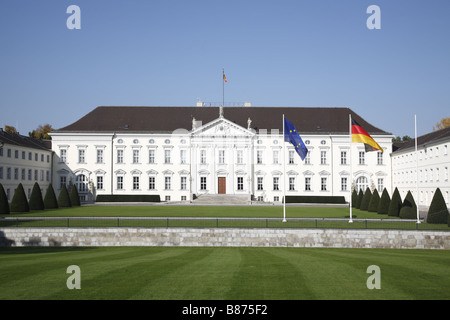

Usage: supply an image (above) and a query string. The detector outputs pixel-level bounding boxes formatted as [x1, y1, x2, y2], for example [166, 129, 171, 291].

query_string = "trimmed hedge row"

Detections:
[96, 195, 161, 203]
[284, 195, 346, 204]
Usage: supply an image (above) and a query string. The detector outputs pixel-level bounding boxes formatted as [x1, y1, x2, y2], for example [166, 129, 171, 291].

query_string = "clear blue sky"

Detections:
[1, 0, 449, 138]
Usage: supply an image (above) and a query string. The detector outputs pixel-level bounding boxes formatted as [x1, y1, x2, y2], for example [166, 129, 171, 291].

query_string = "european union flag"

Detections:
[284, 117, 308, 161]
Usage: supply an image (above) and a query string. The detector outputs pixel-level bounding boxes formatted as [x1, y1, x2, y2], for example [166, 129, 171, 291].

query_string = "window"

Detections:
[14, 168, 18, 180]
[320, 151, 327, 165]
[6, 168, 11, 180]
[180, 176, 187, 190]
[377, 178, 384, 192]
[28, 169, 32, 180]
[15, 150, 18, 159]
[76, 174, 88, 193]
[21, 169, 25, 180]
[117, 149, 124, 163]
[117, 176, 123, 190]
[22, 151, 25, 160]
[133, 149, 140, 164]
[164, 150, 171, 164]
[304, 152, 311, 165]
[356, 176, 368, 192]
[273, 177, 279, 191]
[0, 147, 2, 156]
[289, 151, 295, 164]
[28, 152, 32, 160]
[7, 149, 11, 158]
[148, 149, 155, 163]
[34, 170, 38, 181]
[237, 150, 243, 164]
[257, 150, 263, 164]
[341, 177, 347, 191]
[200, 177, 207, 190]
[97, 176, 104, 190]
[289, 177, 295, 191]
[180, 150, 186, 164]
[359, 151, 365, 165]
[97, 149, 104, 163]
[257, 177, 263, 191]
[149, 176, 155, 190]
[78, 149, 85, 163]
[305, 177, 311, 191]
[46, 171, 50, 182]
[0, 167, 3, 180]
[273, 150, 279, 164]
[237, 177, 244, 191]
[133, 176, 140, 190]
[200, 150, 206, 164]
[340, 151, 347, 165]
[219, 150, 225, 164]
[321, 177, 327, 191]
[60, 149, 67, 163]
[274, 196, 279, 202]
[165, 176, 171, 190]
[377, 152, 383, 165]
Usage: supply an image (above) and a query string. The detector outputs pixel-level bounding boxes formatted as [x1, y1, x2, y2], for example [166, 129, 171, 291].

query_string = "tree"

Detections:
[388, 187, 402, 217]
[4, 125, 18, 134]
[427, 188, 449, 224]
[10, 183, 29, 213]
[399, 191, 418, 219]
[356, 189, 364, 209]
[368, 189, 380, 212]
[69, 185, 80, 206]
[0, 183, 10, 214]
[360, 188, 372, 211]
[392, 135, 412, 143]
[28, 124, 54, 140]
[433, 117, 450, 131]
[58, 184, 71, 208]
[351, 189, 358, 208]
[377, 188, 391, 215]
[43, 184, 58, 209]
[29, 182, 45, 211]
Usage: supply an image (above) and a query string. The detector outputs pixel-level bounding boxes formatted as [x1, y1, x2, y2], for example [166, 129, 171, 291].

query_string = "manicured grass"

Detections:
[2, 205, 391, 219]
[0, 246, 449, 300]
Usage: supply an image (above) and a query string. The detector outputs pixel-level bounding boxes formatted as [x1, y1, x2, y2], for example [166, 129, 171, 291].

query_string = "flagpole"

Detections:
[415, 114, 420, 224]
[349, 114, 353, 223]
[222, 68, 225, 106]
[282, 114, 287, 222]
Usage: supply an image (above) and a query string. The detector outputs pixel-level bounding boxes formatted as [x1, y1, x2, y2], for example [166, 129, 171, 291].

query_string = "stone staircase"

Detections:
[193, 194, 251, 205]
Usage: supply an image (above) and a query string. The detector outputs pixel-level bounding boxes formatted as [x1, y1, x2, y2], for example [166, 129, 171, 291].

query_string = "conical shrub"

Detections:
[0, 183, 10, 214]
[399, 191, 418, 219]
[377, 188, 391, 215]
[44, 184, 58, 209]
[351, 189, 358, 208]
[58, 184, 72, 208]
[356, 189, 364, 209]
[69, 185, 80, 206]
[10, 183, 29, 213]
[427, 188, 449, 224]
[388, 187, 402, 217]
[29, 182, 44, 210]
[368, 189, 380, 212]
[360, 188, 372, 211]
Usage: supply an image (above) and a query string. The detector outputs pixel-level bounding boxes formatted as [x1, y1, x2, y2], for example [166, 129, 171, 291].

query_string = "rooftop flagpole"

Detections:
[283, 114, 287, 222]
[222, 69, 226, 106]
[349, 113, 353, 223]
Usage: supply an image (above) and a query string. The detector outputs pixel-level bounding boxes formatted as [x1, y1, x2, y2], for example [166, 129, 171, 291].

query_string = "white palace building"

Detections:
[49, 105, 395, 204]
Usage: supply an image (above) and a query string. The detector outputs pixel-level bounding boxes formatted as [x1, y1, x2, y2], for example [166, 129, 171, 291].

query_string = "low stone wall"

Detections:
[1, 227, 449, 249]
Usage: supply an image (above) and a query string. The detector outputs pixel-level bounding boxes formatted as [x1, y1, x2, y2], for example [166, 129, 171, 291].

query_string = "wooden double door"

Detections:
[218, 177, 226, 194]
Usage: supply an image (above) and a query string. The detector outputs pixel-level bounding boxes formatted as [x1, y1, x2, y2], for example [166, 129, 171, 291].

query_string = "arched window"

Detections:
[76, 174, 88, 193]
[356, 176, 368, 192]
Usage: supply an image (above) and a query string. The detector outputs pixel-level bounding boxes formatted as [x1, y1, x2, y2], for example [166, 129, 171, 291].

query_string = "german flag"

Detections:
[351, 119, 383, 152]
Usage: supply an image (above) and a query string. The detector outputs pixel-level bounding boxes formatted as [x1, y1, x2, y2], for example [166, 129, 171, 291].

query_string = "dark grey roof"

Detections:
[0, 129, 52, 151]
[392, 126, 450, 153]
[55, 106, 391, 135]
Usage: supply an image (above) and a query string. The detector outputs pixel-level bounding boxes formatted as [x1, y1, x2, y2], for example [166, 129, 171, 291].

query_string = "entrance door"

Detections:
[218, 177, 226, 194]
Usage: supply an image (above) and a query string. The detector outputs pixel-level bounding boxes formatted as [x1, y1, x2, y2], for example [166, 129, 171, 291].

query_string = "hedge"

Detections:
[377, 188, 391, 215]
[44, 184, 58, 209]
[351, 190, 358, 208]
[368, 189, 380, 212]
[285, 196, 346, 204]
[360, 188, 372, 211]
[29, 182, 44, 211]
[388, 187, 402, 217]
[0, 183, 10, 214]
[356, 190, 364, 209]
[427, 188, 449, 224]
[399, 191, 417, 219]
[10, 183, 29, 213]
[69, 185, 81, 206]
[58, 184, 71, 208]
[96, 195, 161, 202]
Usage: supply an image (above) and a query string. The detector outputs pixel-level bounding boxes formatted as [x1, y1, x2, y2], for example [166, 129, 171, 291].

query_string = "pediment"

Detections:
[191, 117, 254, 137]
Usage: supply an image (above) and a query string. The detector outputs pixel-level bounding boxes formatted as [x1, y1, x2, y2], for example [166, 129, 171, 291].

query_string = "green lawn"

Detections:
[0, 246, 449, 300]
[1, 205, 396, 218]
